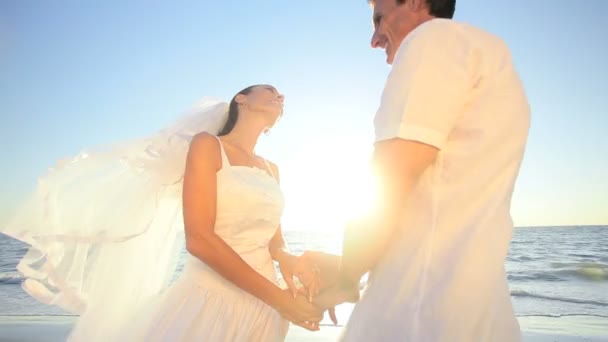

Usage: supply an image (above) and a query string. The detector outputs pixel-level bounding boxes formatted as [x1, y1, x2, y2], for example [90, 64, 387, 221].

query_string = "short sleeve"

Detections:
[374, 20, 473, 149]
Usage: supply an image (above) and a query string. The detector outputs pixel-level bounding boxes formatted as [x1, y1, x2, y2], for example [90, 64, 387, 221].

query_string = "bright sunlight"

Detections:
[280, 140, 377, 233]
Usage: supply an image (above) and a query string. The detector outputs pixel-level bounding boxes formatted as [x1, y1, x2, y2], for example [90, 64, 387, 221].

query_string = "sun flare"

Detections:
[281, 141, 377, 233]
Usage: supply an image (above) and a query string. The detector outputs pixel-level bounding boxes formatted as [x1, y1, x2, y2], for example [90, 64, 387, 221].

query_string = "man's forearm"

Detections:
[338, 139, 433, 287]
[338, 207, 402, 288]
[271, 246, 296, 264]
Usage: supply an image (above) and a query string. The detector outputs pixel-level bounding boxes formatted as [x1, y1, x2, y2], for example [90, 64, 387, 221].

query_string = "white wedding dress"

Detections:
[69, 137, 290, 341]
[2, 99, 291, 340]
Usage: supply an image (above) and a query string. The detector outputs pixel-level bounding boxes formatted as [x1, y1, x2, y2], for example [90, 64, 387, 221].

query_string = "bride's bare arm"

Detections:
[268, 225, 301, 294]
[268, 226, 293, 267]
[265, 162, 294, 271]
[264, 162, 315, 298]
[182, 133, 320, 327]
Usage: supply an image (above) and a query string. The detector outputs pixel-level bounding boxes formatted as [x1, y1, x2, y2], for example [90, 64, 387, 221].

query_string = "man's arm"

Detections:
[335, 21, 471, 292]
[338, 138, 438, 287]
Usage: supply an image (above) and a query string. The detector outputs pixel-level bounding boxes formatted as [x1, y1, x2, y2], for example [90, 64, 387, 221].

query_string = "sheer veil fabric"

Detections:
[2, 99, 230, 328]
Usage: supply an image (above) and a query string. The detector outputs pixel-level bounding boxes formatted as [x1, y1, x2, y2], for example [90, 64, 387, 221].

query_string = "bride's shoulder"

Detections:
[190, 132, 220, 147]
[262, 158, 280, 180]
[186, 132, 222, 166]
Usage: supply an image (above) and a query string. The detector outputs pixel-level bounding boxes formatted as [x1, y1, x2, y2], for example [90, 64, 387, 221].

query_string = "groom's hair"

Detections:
[368, 0, 456, 19]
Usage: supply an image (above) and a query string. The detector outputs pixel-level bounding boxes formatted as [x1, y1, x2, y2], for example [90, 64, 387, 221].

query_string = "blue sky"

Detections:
[1, 1, 606, 229]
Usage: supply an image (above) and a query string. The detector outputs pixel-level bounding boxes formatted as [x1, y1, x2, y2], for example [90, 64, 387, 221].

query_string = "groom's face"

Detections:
[370, 0, 419, 64]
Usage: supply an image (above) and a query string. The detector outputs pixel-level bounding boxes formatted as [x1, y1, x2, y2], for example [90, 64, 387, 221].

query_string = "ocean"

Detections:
[1, 226, 607, 326]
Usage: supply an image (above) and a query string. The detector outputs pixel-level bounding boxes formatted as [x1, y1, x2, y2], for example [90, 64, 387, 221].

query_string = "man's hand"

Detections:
[294, 251, 343, 325]
[292, 252, 323, 301]
[296, 251, 341, 295]
[313, 278, 360, 308]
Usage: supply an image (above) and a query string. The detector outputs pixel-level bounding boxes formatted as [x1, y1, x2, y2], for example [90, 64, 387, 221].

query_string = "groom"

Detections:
[313, 0, 530, 341]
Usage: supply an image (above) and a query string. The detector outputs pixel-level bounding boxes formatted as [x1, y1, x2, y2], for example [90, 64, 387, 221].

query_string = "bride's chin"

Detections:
[264, 109, 282, 122]
[257, 105, 280, 116]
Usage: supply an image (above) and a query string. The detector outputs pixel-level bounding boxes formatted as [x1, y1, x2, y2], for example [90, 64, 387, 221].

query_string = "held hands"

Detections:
[299, 251, 360, 321]
[294, 251, 342, 298]
[279, 251, 346, 326]
[278, 252, 319, 301]
[275, 251, 323, 329]
[311, 277, 360, 310]
[275, 289, 324, 331]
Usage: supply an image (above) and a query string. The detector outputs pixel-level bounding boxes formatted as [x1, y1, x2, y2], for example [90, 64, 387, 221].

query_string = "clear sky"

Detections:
[1, 1, 606, 230]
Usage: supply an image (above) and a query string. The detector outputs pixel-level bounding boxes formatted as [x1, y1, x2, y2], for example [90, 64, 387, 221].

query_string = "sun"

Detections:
[280, 140, 377, 233]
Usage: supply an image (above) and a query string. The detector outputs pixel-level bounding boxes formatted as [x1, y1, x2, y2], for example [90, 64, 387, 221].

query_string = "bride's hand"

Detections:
[277, 252, 322, 303]
[293, 253, 322, 302]
[275, 289, 324, 331]
[277, 253, 301, 299]
[279, 251, 341, 304]
[295, 251, 341, 296]
[293, 251, 342, 325]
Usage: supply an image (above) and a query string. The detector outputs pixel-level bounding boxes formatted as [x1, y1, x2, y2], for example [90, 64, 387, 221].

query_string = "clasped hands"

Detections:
[276, 251, 360, 331]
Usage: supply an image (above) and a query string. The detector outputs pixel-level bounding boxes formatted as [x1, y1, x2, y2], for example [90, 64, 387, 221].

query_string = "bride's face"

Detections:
[240, 85, 284, 122]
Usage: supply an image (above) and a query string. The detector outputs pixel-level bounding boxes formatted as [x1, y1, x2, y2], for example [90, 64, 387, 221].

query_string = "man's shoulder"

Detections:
[395, 19, 468, 57]
[410, 19, 502, 45]
[407, 19, 463, 40]
[392, 19, 470, 65]
[395, 19, 509, 64]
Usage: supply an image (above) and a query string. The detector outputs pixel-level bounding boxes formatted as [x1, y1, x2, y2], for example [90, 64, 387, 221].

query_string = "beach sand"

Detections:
[0, 316, 606, 341]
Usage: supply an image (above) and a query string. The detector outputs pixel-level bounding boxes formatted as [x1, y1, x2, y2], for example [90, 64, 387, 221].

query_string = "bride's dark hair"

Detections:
[217, 85, 260, 136]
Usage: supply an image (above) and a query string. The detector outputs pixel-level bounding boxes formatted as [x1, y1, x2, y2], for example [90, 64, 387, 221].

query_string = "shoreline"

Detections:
[0, 315, 606, 341]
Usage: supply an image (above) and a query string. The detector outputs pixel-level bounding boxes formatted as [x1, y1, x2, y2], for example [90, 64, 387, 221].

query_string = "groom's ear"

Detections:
[407, 0, 426, 13]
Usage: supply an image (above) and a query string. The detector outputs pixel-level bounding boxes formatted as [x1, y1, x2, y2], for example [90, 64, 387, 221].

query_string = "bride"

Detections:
[3, 84, 335, 341]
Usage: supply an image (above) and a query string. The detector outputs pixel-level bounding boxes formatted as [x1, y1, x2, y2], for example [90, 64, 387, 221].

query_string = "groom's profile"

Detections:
[315, 0, 531, 341]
